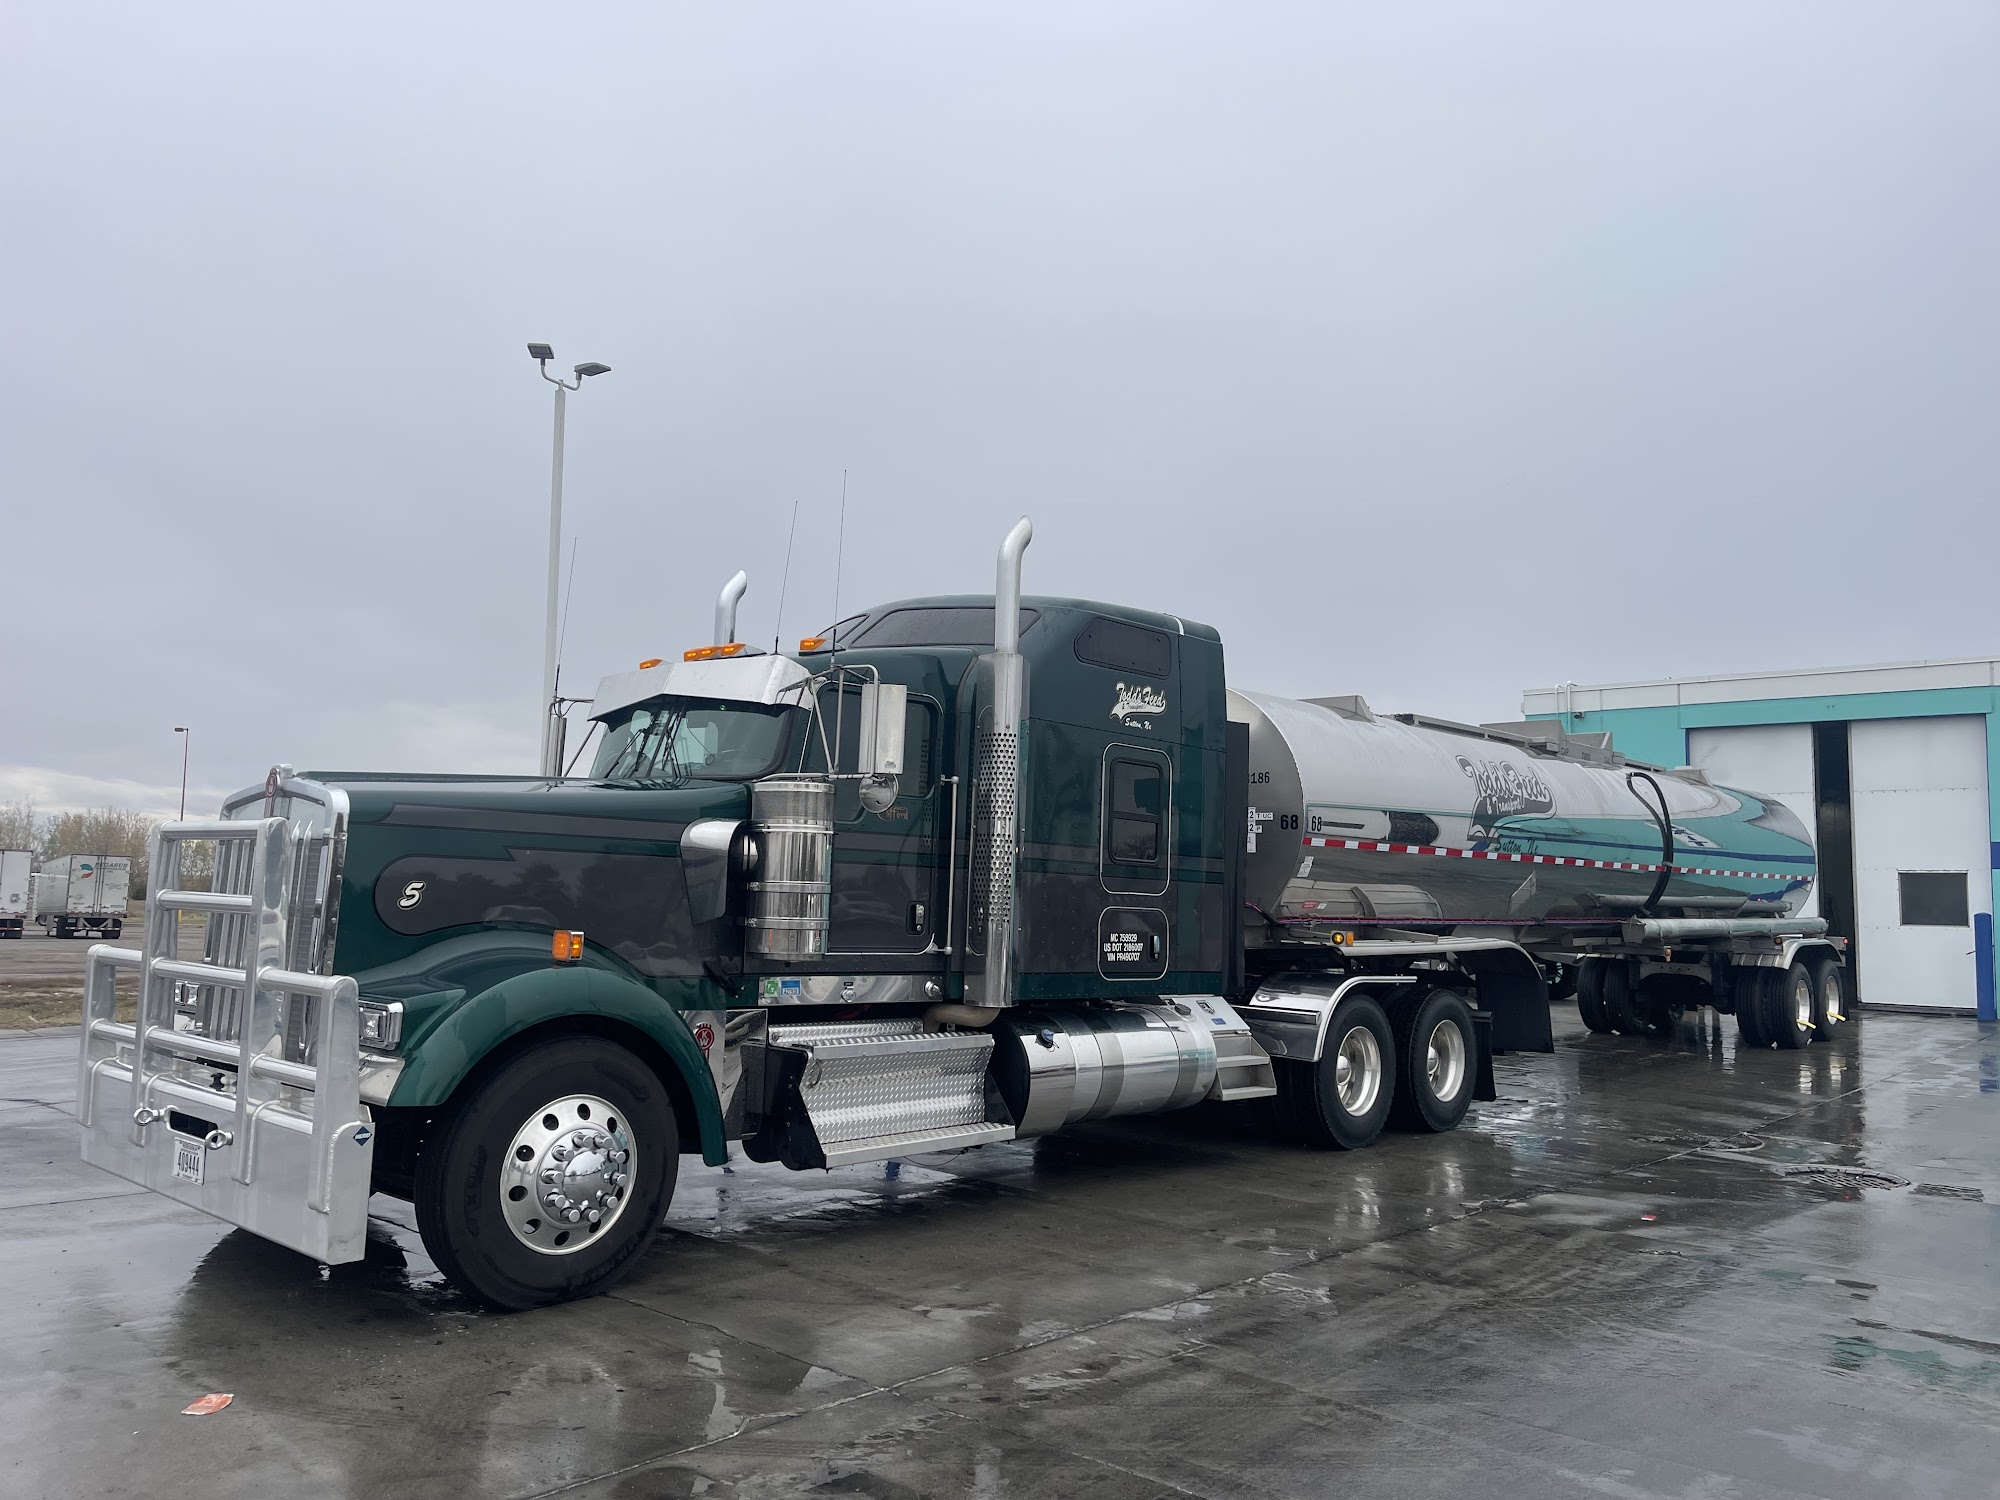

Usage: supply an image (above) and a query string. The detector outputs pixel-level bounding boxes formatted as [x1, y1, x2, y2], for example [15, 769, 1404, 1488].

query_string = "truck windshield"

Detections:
[591, 699, 797, 783]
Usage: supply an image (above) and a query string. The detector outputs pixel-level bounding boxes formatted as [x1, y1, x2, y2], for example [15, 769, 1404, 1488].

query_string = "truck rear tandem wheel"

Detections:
[1272, 994, 1397, 1149]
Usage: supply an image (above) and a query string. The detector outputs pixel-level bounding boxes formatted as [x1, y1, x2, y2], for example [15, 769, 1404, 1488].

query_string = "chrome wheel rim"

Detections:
[1333, 1025, 1383, 1116]
[1819, 971, 1845, 1024]
[1792, 975, 1814, 1032]
[1425, 1017, 1467, 1102]
[499, 1093, 636, 1256]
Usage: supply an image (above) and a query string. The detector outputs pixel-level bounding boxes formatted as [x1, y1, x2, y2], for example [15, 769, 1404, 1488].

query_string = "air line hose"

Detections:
[1625, 771, 1676, 916]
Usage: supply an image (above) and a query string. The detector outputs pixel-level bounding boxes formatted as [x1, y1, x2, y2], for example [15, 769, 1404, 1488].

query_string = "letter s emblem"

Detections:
[397, 880, 426, 910]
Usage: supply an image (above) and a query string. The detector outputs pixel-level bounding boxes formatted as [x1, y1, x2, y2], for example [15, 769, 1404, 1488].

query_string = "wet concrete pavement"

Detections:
[3, 1007, 1996, 1499]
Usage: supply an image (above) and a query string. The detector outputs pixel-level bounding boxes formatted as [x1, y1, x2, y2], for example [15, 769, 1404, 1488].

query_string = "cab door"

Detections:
[1097, 744, 1172, 981]
[808, 685, 946, 957]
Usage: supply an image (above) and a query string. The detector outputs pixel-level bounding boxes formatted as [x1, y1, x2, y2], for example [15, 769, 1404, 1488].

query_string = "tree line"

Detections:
[0, 802, 215, 895]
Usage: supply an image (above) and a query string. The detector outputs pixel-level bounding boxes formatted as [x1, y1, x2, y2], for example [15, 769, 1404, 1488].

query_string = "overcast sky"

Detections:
[4, 2, 1996, 816]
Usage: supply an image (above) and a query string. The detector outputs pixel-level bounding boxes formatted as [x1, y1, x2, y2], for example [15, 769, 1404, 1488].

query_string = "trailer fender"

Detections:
[387, 964, 728, 1166]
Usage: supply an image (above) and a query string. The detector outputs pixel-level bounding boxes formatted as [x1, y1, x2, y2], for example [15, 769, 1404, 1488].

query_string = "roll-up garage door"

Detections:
[1849, 716, 1991, 1011]
[1687, 724, 1819, 922]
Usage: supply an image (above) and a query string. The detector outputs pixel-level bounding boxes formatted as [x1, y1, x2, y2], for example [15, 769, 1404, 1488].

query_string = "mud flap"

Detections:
[1470, 1010, 1497, 1102]
[1470, 964, 1555, 1054]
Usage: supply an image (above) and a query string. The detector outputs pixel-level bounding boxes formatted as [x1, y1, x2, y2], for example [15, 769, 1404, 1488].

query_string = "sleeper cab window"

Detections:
[1074, 617, 1173, 678]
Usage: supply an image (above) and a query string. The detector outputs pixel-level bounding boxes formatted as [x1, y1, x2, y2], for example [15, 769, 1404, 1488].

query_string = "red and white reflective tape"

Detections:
[1298, 834, 1794, 884]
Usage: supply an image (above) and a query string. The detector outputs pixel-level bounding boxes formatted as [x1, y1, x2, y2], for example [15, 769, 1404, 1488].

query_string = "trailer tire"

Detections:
[1771, 962, 1815, 1050]
[1810, 958, 1849, 1042]
[1272, 996, 1395, 1150]
[1734, 970, 1771, 1049]
[1389, 989, 1476, 1133]
[1601, 962, 1644, 1035]
[1576, 959, 1613, 1034]
[414, 1035, 679, 1311]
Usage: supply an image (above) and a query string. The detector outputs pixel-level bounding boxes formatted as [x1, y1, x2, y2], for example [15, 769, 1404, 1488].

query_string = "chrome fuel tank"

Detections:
[1229, 690, 1814, 932]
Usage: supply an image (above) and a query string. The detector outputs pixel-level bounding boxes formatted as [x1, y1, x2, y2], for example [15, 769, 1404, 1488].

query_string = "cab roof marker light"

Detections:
[638, 658, 663, 669]
[683, 643, 749, 662]
[798, 637, 828, 652]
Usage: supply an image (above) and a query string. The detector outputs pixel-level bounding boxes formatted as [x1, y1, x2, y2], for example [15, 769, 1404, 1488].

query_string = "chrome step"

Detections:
[765, 1020, 1015, 1167]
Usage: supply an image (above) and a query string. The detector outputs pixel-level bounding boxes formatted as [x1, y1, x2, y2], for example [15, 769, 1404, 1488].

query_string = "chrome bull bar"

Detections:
[77, 814, 372, 1265]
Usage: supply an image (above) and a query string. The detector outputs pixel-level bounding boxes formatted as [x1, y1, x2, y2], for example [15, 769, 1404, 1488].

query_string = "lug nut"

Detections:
[587, 1209, 601, 1224]
[541, 1167, 560, 1183]
[551, 1144, 571, 1161]
[563, 1207, 581, 1223]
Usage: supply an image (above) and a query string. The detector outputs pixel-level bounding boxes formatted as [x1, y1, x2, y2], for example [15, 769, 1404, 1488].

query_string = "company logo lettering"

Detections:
[693, 1022, 716, 1057]
[397, 880, 427, 910]
[1111, 682, 1168, 728]
[1456, 756, 1554, 837]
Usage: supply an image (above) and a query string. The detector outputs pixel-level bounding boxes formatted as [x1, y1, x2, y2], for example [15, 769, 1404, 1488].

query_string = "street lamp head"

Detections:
[527, 342, 555, 362]
[174, 726, 188, 733]
[574, 361, 611, 378]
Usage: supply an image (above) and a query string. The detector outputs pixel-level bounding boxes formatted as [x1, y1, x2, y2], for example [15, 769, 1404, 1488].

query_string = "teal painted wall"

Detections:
[1529, 685, 2000, 1007]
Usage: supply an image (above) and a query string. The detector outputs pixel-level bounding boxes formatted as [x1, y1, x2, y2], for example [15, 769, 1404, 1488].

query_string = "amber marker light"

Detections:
[683, 643, 749, 662]
[552, 930, 585, 962]
[798, 636, 828, 652]
[638, 658, 663, 669]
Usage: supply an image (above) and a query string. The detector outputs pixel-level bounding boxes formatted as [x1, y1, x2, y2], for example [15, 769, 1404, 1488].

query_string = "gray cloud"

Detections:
[4, 2, 1995, 810]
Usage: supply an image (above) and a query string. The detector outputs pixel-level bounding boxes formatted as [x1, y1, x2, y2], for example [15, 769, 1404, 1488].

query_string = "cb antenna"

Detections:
[773, 499, 800, 655]
[830, 469, 848, 654]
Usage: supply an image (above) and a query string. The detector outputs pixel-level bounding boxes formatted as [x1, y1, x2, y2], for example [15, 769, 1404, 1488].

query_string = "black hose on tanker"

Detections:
[1625, 771, 1676, 917]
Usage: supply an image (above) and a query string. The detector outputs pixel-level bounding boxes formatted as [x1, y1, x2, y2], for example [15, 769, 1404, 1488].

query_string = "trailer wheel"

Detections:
[414, 1035, 679, 1311]
[1576, 959, 1613, 1033]
[1734, 970, 1771, 1048]
[1389, 989, 1476, 1133]
[1810, 959, 1848, 1042]
[1272, 996, 1395, 1150]
[1601, 962, 1644, 1035]
[1770, 962, 1815, 1050]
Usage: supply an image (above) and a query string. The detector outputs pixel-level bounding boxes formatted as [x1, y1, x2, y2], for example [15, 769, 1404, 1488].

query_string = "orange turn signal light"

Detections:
[638, 657, 663, 669]
[798, 636, 828, 652]
[552, 930, 585, 963]
[683, 642, 749, 662]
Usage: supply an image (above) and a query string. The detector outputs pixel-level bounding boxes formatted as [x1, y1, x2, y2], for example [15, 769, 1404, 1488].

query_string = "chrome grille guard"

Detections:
[77, 773, 372, 1265]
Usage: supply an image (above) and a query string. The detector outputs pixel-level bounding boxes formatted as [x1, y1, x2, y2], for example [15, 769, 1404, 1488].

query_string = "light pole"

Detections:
[528, 343, 611, 777]
[173, 727, 190, 820]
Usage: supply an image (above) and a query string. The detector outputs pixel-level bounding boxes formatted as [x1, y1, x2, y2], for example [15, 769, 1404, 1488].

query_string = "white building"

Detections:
[1524, 658, 1998, 1016]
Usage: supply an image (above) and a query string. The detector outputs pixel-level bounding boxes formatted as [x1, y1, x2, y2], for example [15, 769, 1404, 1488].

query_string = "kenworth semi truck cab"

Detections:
[80, 519, 1842, 1308]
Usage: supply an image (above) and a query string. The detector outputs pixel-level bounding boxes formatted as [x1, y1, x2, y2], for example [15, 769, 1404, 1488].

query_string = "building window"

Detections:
[1898, 871, 1969, 927]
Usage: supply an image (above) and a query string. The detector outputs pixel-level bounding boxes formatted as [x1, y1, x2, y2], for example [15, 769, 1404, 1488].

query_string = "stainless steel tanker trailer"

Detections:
[77, 518, 1841, 1307]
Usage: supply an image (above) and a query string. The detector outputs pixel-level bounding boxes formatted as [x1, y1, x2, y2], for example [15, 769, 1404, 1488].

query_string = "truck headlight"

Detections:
[358, 1001, 404, 1049]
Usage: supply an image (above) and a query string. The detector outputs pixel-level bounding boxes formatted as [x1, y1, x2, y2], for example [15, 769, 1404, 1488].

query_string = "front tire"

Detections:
[1390, 989, 1476, 1133]
[1272, 995, 1395, 1149]
[415, 1035, 679, 1310]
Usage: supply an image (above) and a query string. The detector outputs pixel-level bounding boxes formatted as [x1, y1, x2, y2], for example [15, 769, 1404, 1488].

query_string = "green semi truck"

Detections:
[80, 519, 1841, 1308]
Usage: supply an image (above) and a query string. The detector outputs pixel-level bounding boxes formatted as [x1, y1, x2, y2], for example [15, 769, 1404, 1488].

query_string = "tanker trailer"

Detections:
[1229, 690, 1839, 1044]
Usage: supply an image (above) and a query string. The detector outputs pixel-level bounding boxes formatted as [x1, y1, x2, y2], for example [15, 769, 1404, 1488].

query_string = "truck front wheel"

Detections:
[414, 1036, 680, 1310]
[1272, 996, 1396, 1149]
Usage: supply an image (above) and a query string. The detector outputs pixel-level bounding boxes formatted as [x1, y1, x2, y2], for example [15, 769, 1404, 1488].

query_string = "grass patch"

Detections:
[0, 983, 134, 1030]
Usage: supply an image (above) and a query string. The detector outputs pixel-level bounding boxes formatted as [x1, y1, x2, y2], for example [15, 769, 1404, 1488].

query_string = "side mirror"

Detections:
[855, 682, 907, 776]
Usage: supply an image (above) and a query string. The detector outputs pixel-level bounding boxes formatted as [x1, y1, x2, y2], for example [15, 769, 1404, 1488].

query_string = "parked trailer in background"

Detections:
[79, 519, 1839, 1309]
[0, 851, 29, 938]
[35, 855, 129, 938]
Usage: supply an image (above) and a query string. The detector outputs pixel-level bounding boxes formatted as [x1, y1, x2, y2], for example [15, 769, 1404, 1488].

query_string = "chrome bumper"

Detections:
[77, 808, 372, 1266]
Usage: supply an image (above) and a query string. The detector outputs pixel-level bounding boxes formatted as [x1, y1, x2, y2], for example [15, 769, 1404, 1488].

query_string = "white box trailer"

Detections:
[0, 850, 29, 938]
[34, 855, 130, 938]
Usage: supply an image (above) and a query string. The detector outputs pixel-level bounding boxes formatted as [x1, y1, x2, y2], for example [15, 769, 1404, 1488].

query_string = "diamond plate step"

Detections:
[767, 1020, 1015, 1167]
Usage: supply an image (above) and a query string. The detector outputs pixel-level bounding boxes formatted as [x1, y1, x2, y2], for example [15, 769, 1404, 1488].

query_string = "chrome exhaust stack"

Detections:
[966, 517, 1032, 1007]
[714, 569, 749, 646]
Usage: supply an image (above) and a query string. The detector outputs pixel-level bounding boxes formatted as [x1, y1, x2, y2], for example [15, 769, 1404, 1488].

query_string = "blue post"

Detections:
[1976, 912, 1997, 1022]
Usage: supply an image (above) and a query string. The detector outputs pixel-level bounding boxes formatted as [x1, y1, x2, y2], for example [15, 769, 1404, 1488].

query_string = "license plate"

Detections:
[172, 1135, 205, 1185]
